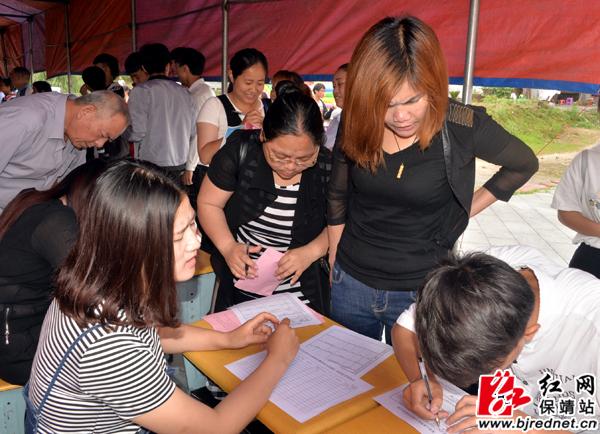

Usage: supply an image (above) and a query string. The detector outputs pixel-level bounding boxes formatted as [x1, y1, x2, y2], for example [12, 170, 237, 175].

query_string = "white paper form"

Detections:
[230, 293, 322, 329]
[374, 378, 467, 433]
[226, 350, 373, 423]
[301, 325, 394, 378]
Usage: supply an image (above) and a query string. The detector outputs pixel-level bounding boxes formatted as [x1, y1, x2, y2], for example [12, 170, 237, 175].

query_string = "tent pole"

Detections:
[221, 0, 228, 94]
[64, 3, 72, 93]
[27, 17, 34, 80]
[462, 0, 479, 104]
[131, 0, 137, 52]
[0, 28, 8, 76]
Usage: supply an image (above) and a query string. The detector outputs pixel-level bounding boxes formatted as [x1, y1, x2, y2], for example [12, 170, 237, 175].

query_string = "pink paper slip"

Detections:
[234, 248, 285, 296]
[204, 310, 241, 332]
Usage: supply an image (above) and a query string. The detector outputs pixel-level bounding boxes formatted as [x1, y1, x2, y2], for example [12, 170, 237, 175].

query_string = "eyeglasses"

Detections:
[265, 146, 319, 168]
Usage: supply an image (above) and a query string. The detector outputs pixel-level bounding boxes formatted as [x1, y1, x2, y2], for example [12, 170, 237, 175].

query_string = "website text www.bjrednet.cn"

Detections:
[478, 416, 598, 432]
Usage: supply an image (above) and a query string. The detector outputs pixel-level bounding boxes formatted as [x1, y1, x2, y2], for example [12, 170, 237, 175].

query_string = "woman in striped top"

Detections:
[26, 160, 299, 434]
[198, 82, 331, 313]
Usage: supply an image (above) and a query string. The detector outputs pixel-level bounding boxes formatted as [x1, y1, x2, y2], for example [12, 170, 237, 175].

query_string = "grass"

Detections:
[478, 96, 600, 155]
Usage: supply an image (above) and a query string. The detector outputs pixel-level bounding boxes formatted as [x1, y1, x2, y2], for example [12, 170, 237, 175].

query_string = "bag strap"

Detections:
[217, 94, 243, 127]
[36, 323, 103, 415]
[238, 135, 249, 167]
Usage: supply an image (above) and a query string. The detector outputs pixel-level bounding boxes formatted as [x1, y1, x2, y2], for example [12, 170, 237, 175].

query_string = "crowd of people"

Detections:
[0, 14, 599, 434]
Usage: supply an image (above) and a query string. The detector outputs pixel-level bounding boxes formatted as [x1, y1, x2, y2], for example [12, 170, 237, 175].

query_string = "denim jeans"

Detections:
[330, 261, 415, 344]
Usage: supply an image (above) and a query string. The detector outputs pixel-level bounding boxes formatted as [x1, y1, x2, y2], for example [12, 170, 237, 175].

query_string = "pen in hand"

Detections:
[418, 356, 440, 428]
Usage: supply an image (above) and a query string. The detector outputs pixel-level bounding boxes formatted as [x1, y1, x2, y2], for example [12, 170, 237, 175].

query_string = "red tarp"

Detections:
[1, 0, 599, 92]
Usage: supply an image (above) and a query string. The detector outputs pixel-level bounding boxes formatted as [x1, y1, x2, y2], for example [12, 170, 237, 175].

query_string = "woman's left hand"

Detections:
[227, 312, 279, 349]
[276, 246, 315, 285]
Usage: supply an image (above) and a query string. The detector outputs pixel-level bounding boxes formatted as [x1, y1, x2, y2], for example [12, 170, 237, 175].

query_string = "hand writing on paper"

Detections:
[265, 318, 299, 366]
[223, 242, 261, 279]
[243, 109, 264, 129]
[403, 378, 448, 422]
[276, 246, 314, 285]
[228, 312, 278, 349]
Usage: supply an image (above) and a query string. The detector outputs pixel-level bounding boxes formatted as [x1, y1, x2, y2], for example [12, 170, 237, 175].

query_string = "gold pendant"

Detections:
[396, 163, 405, 179]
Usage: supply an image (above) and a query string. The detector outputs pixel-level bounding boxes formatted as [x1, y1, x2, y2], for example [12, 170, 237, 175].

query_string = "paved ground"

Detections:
[458, 188, 577, 266]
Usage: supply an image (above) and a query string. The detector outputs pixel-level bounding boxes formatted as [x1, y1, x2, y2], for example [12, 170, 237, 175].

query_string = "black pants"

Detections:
[569, 242, 600, 279]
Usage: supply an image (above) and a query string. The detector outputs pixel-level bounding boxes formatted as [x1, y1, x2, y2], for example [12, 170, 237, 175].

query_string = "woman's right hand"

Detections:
[265, 318, 299, 366]
[223, 242, 261, 279]
[243, 110, 264, 129]
[402, 378, 448, 421]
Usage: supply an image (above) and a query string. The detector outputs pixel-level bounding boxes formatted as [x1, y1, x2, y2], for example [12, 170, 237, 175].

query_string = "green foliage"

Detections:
[481, 87, 513, 99]
[479, 96, 600, 155]
[33, 72, 133, 95]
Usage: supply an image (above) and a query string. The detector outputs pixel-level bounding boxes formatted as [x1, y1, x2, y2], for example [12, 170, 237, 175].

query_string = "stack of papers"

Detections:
[226, 325, 394, 422]
[203, 293, 323, 332]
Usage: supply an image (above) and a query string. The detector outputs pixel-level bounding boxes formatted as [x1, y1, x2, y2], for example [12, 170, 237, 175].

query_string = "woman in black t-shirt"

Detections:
[0, 159, 106, 384]
[327, 16, 538, 344]
[198, 82, 331, 313]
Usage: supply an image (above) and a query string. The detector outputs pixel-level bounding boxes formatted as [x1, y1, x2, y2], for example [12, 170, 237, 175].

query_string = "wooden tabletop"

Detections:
[184, 317, 408, 434]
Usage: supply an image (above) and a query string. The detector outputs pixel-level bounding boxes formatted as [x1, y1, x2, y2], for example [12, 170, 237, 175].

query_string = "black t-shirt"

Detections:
[0, 199, 78, 383]
[336, 138, 462, 291]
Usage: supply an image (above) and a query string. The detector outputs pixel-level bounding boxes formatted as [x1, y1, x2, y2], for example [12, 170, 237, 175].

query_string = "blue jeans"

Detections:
[330, 262, 415, 344]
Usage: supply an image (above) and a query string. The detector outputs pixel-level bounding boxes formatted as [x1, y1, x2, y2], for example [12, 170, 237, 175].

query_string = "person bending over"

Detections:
[198, 83, 331, 313]
[393, 245, 600, 433]
[0, 160, 106, 385]
[327, 16, 538, 344]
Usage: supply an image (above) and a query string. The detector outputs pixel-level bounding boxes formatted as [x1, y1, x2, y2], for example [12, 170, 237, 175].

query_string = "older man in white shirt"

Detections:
[0, 90, 129, 212]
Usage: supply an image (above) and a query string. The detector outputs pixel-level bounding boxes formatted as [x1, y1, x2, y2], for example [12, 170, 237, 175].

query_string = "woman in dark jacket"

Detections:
[198, 82, 331, 313]
[327, 16, 539, 343]
[0, 159, 106, 384]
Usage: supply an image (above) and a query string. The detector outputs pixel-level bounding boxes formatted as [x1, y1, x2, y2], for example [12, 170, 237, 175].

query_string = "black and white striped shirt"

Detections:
[28, 300, 175, 433]
[236, 183, 307, 302]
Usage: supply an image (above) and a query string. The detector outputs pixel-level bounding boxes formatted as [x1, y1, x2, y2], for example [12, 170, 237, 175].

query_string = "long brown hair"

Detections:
[342, 16, 449, 172]
[0, 159, 107, 239]
[55, 160, 183, 328]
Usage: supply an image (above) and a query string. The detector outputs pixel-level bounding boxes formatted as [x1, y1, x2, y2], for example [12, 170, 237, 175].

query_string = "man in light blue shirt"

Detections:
[0, 90, 129, 212]
[127, 43, 197, 183]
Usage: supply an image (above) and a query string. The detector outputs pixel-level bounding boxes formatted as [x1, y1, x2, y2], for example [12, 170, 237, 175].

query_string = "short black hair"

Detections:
[1, 77, 12, 87]
[313, 83, 325, 93]
[93, 53, 120, 79]
[82, 66, 108, 91]
[32, 80, 52, 93]
[415, 252, 535, 388]
[230, 48, 268, 80]
[170, 47, 206, 76]
[337, 63, 349, 73]
[139, 43, 170, 75]
[125, 51, 143, 75]
[10, 66, 30, 78]
[264, 81, 325, 148]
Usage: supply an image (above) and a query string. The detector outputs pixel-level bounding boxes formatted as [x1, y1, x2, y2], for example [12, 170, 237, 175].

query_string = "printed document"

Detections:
[374, 378, 467, 433]
[301, 325, 393, 377]
[230, 293, 323, 328]
[226, 349, 373, 422]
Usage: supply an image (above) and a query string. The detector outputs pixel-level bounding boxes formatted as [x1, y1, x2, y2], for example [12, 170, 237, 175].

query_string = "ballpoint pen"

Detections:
[418, 356, 440, 428]
[244, 242, 249, 277]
